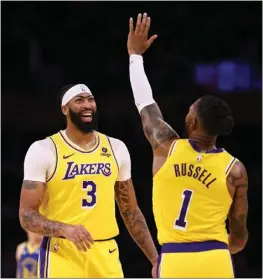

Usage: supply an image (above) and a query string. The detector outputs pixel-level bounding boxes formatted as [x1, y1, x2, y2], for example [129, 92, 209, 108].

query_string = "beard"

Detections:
[69, 108, 98, 134]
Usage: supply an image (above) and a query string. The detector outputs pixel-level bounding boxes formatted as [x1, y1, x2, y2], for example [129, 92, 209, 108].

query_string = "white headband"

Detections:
[62, 84, 92, 106]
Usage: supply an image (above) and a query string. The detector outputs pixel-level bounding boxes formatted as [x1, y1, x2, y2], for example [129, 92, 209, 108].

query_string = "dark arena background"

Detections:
[1, 1, 262, 278]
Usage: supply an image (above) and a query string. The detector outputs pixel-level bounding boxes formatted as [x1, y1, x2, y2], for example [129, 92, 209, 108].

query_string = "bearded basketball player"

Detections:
[16, 231, 42, 278]
[127, 13, 248, 278]
[19, 84, 158, 278]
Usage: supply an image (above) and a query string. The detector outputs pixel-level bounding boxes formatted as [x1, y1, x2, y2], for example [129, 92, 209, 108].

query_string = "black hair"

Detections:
[58, 84, 76, 104]
[197, 95, 235, 136]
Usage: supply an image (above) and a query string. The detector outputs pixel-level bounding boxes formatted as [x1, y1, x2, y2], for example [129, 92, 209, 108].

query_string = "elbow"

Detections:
[19, 207, 32, 231]
[19, 208, 26, 230]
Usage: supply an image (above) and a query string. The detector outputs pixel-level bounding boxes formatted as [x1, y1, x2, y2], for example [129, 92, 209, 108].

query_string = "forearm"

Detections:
[122, 207, 158, 264]
[228, 227, 248, 254]
[19, 208, 66, 237]
[129, 54, 156, 113]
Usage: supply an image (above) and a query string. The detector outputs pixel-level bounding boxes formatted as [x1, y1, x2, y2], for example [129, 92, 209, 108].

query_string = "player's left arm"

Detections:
[227, 160, 249, 254]
[112, 138, 158, 267]
[115, 178, 158, 266]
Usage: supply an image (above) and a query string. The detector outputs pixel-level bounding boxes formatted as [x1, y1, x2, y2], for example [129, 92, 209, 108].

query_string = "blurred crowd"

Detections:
[2, 1, 262, 277]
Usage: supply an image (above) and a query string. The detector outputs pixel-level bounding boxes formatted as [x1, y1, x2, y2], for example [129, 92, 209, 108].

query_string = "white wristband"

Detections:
[129, 55, 155, 113]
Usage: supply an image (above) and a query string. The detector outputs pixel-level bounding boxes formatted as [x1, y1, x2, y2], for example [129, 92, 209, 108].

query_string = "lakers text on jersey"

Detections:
[153, 139, 236, 278]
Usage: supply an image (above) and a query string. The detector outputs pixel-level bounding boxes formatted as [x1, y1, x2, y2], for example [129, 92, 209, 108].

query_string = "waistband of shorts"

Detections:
[59, 236, 116, 242]
[162, 240, 228, 253]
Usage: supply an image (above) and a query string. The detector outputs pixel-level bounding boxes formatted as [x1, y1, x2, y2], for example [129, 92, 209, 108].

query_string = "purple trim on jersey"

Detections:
[106, 136, 119, 172]
[45, 238, 51, 278]
[46, 137, 58, 182]
[225, 158, 236, 174]
[39, 237, 49, 278]
[162, 240, 228, 253]
[188, 139, 224, 154]
[59, 131, 100, 153]
[168, 140, 177, 157]
[157, 253, 163, 278]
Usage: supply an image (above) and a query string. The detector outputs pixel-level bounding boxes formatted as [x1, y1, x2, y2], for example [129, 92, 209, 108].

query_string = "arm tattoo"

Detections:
[227, 161, 248, 250]
[21, 211, 65, 236]
[22, 181, 40, 190]
[227, 162, 248, 188]
[115, 180, 158, 264]
[20, 180, 66, 237]
[140, 103, 179, 150]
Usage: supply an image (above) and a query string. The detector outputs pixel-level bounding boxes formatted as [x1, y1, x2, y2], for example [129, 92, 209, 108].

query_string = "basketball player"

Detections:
[127, 13, 249, 278]
[16, 231, 42, 278]
[19, 84, 158, 278]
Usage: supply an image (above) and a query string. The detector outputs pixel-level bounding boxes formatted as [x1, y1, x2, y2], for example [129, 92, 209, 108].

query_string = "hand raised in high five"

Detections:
[127, 13, 158, 56]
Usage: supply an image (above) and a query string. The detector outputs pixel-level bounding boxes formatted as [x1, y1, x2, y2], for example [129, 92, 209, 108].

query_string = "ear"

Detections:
[61, 106, 68, 116]
[191, 116, 198, 130]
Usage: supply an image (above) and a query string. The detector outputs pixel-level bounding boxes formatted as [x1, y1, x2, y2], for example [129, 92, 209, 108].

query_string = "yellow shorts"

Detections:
[38, 236, 124, 278]
[157, 241, 235, 278]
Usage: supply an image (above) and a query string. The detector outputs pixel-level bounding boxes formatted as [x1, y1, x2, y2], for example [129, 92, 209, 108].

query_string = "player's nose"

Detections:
[81, 99, 94, 110]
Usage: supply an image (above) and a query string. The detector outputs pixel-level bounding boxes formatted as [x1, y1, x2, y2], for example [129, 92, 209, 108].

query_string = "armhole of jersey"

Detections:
[153, 140, 179, 179]
[16, 242, 26, 260]
[106, 136, 119, 172]
[167, 139, 178, 157]
[46, 137, 58, 182]
[225, 157, 238, 176]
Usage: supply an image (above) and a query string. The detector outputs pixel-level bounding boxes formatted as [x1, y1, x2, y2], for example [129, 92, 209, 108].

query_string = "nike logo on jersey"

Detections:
[63, 153, 75, 159]
[109, 248, 116, 253]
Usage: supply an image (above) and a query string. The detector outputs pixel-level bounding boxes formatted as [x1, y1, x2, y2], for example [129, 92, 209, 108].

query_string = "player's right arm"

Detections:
[19, 180, 66, 237]
[19, 141, 67, 237]
[128, 13, 179, 152]
[227, 160, 249, 254]
[19, 140, 93, 251]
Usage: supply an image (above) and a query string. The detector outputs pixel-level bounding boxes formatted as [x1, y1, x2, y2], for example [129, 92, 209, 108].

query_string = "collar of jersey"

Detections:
[188, 139, 224, 154]
[59, 130, 100, 153]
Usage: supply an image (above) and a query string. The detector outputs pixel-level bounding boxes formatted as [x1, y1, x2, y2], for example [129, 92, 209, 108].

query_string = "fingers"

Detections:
[73, 239, 83, 251]
[144, 16, 151, 36]
[129, 17, 134, 34]
[72, 225, 94, 252]
[132, 13, 155, 39]
[80, 225, 94, 244]
[147, 34, 158, 47]
[135, 13, 142, 33]
[141, 13, 148, 34]
[78, 238, 88, 252]
[84, 229, 94, 244]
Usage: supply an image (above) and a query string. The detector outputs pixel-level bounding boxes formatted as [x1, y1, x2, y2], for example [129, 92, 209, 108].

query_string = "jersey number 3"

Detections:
[82, 181, 97, 208]
[174, 189, 193, 230]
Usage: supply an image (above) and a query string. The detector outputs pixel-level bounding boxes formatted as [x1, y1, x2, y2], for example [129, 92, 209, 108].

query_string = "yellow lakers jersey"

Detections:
[39, 131, 119, 240]
[153, 139, 237, 245]
[17, 242, 40, 278]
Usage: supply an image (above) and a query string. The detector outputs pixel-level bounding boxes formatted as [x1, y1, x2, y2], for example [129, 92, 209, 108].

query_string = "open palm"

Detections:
[127, 13, 158, 56]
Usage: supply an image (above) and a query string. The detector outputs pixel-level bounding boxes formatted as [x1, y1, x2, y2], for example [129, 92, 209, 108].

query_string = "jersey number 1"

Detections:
[174, 189, 193, 230]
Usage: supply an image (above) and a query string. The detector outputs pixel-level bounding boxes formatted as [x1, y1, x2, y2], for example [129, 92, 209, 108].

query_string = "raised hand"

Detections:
[62, 224, 94, 252]
[127, 13, 158, 56]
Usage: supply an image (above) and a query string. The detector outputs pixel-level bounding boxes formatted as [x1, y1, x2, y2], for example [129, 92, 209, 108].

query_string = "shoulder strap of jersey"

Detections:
[167, 139, 180, 157]
[225, 156, 238, 176]
[45, 133, 59, 182]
